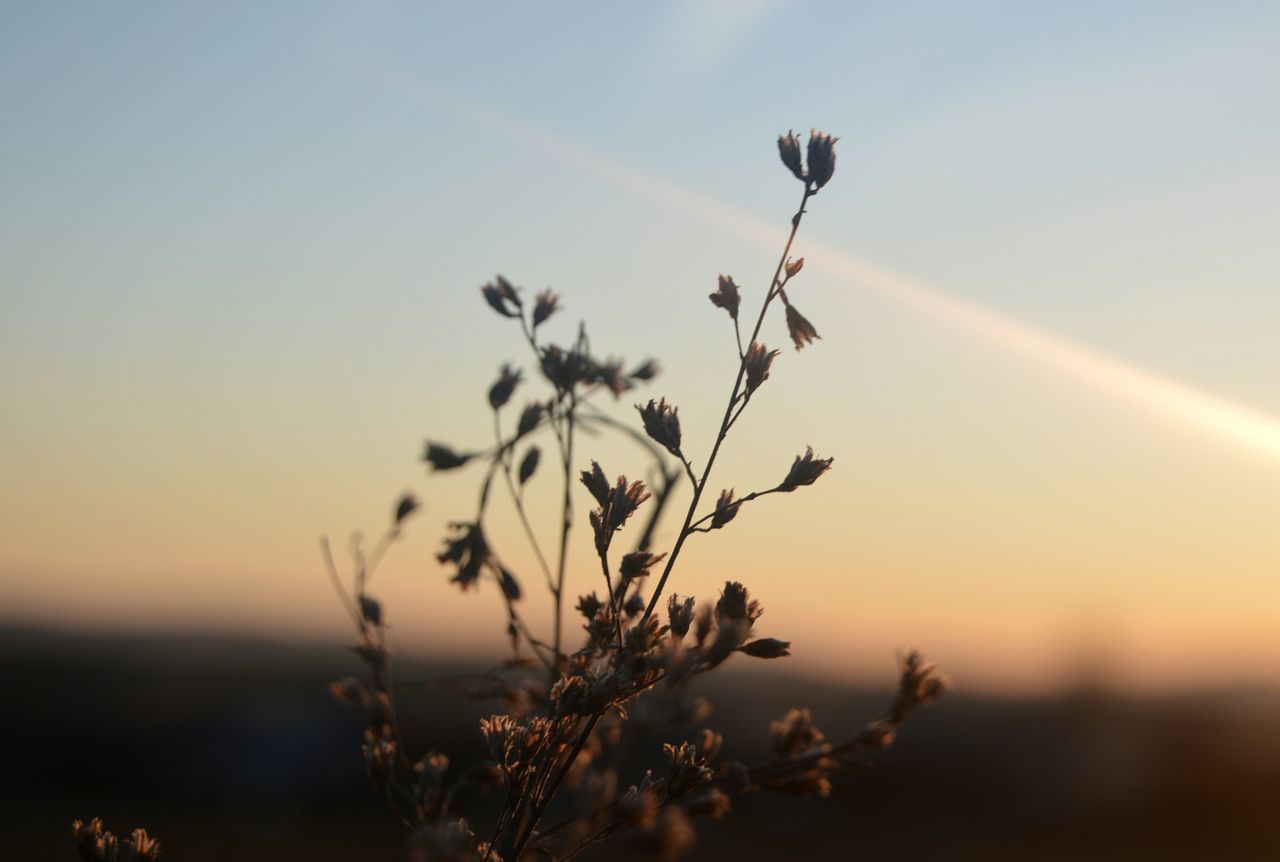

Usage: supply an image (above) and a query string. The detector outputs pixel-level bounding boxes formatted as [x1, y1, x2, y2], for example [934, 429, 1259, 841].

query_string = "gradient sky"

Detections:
[3, 1, 1280, 694]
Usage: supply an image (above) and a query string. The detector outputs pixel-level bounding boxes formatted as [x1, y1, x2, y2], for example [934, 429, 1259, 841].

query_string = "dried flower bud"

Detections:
[518, 446, 539, 485]
[770, 707, 826, 757]
[711, 488, 740, 529]
[715, 581, 763, 627]
[481, 276, 522, 318]
[423, 442, 474, 472]
[739, 637, 791, 659]
[743, 341, 780, 397]
[516, 402, 545, 437]
[532, 288, 561, 327]
[784, 303, 820, 351]
[359, 594, 382, 625]
[629, 358, 660, 381]
[806, 129, 838, 191]
[393, 492, 419, 525]
[620, 550, 666, 583]
[497, 565, 521, 601]
[577, 592, 603, 619]
[488, 363, 522, 409]
[580, 461, 611, 507]
[893, 650, 951, 718]
[130, 828, 162, 862]
[668, 595, 695, 638]
[778, 446, 834, 492]
[785, 257, 805, 278]
[777, 130, 805, 182]
[709, 274, 741, 320]
[636, 397, 682, 457]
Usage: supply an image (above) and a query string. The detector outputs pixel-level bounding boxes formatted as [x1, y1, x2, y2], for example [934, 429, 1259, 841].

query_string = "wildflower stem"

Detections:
[640, 183, 815, 625]
[493, 410, 557, 593]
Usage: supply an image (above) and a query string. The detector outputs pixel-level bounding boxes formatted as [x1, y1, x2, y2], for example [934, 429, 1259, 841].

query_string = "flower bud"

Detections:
[806, 129, 838, 191]
[777, 130, 805, 182]
[784, 303, 820, 351]
[488, 363, 522, 409]
[709, 274, 741, 320]
[636, 397, 682, 457]
[480, 276, 522, 318]
[518, 446, 539, 485]
[739, 637, 791, 659]
[778, 446, 834, 492]
[743, 341, 780, 398]
[423, 442, 473, 471]
[532, 288, 561, 327]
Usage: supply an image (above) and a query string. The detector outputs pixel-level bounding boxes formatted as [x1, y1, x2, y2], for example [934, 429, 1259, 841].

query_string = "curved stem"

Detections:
[640, 184, 814, 625]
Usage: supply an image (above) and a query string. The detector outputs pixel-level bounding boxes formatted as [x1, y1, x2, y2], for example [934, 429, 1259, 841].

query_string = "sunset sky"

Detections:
[3, 1, 1280, 695]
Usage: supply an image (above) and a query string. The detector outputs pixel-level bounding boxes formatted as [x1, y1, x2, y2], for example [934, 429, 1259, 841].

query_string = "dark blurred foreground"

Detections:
[7, 625, 1280, 861]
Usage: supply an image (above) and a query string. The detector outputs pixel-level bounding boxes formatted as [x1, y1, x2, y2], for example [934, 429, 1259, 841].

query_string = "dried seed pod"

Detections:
[709, 274, 741, 320]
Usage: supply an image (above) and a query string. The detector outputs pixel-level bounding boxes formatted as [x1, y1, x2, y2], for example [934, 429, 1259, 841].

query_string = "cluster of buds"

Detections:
[636, 398, 683, 458]
[777, 446, 834, 492]
[72, 819, 162, 862]
[776, 129, 838, 191]
[581, 462, 651, 553]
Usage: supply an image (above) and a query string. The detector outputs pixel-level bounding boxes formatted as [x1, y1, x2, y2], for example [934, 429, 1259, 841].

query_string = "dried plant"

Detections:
[316, 129, 949, 861]
[70, 819, 161, 862]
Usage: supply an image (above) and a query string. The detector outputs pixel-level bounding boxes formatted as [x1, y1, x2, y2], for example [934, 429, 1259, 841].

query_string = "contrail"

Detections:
[439, 91, 1280, 465]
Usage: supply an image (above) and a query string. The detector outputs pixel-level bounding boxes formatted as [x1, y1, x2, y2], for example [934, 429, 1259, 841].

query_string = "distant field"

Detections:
[7, 625, 1280, 860]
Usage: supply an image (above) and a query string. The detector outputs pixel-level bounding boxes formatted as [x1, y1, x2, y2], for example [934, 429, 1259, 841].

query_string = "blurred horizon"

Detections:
[5, 1, 1280, 698]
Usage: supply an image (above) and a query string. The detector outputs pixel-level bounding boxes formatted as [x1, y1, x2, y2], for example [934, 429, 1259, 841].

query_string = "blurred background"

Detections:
[4, 1, 1280, 858]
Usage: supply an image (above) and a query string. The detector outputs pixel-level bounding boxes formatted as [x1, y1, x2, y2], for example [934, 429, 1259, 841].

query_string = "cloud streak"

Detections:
[437, 91, 1280, 465]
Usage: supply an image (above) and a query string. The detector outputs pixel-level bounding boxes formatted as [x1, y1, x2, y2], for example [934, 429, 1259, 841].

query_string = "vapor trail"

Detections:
[441, 92, 1280, 465]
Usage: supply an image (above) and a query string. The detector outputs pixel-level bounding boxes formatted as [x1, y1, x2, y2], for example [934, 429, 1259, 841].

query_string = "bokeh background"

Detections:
[4, 1, 1280, 858]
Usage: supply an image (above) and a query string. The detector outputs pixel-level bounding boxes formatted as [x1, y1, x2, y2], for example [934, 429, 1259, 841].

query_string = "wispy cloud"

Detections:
[431, 90, 1280, 466]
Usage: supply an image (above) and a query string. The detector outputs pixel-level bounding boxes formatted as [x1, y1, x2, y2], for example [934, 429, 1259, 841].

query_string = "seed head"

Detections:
[636, 397, 682, 457]
[711, 488, 740, 529]
[481, 275, 522, 318]
[488, 363, 522, 409]
[709, 274, 741, 321]
[620, 549, 666, 583]
[777, 130, 805, 182]
[715, 581, 763, 628]
[423, 442, 474, 472]
[629, 358, 660, 381]
[785, 257, 805, 278]
[667, 594, 695, 638]
[579, 461, 611, 507]
[806, 129, 838, 191]
[532, 288, 561, 327]
[393, 492, 420, 525]
[518, 446, 540, 485]
[516, 402, 545, 438]
[743, 341, 780, 398]
[739, 637, 792, 659]
[784, 303, 820, 351]
[778, 446, 833, 492]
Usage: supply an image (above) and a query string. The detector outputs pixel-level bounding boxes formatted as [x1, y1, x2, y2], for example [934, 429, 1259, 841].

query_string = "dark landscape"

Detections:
[10, 625, 1280, 861]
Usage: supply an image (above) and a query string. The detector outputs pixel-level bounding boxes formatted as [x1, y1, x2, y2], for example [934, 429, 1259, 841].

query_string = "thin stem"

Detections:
[640, 184, 815, 624]
[494, 410, 557, 593]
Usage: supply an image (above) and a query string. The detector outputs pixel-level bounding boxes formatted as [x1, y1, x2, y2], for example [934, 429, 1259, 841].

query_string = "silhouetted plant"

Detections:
[320, 129, 949, 861]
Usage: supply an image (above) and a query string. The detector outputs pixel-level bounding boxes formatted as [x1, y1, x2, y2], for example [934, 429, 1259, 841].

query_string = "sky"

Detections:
[2, 1, 1280, 695]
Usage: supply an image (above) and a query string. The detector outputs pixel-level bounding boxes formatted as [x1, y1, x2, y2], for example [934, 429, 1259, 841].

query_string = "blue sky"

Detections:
[3, 2, 1280, 692]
